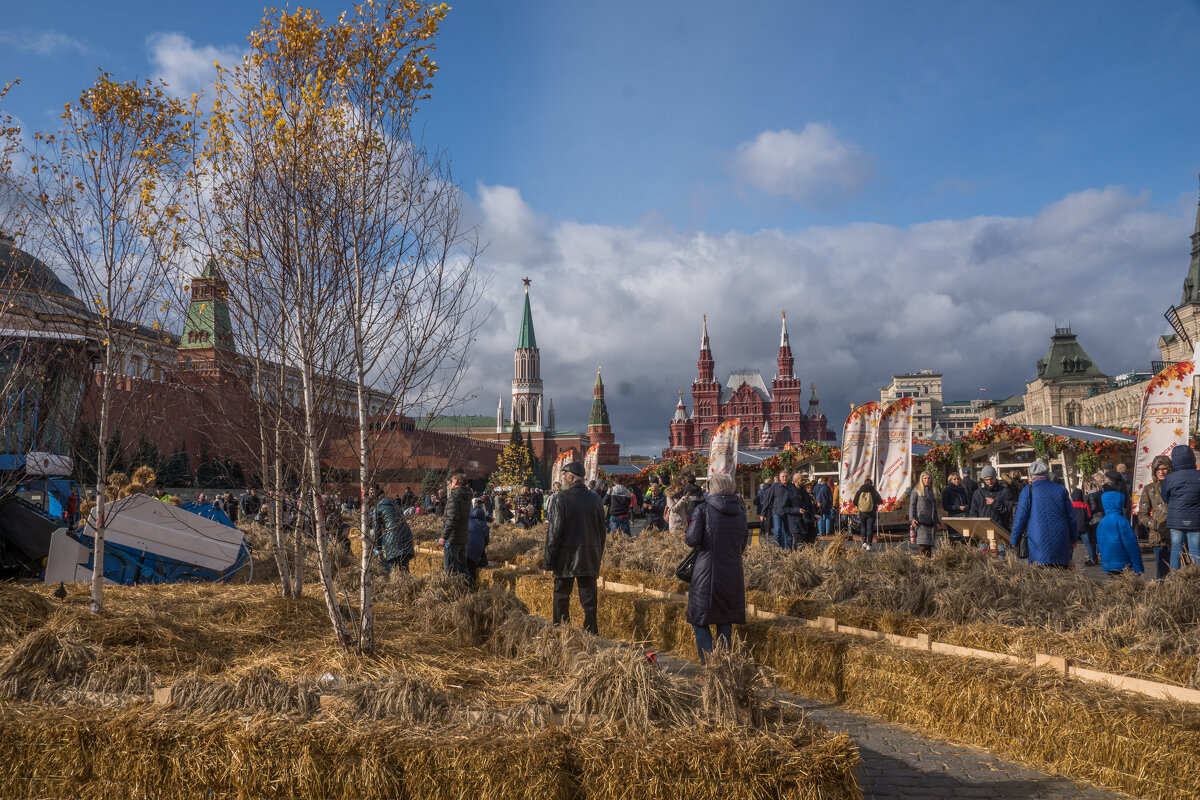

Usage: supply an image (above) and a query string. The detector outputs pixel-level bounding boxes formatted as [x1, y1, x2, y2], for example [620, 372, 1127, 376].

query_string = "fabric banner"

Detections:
[1132, 360, 1195, 509]
[551, 449, 575, 481]
[583, 444, 600, 485]
[875, 398, 914, 512]
[838, 401, 881, 514]
[706, 419, 740, 479]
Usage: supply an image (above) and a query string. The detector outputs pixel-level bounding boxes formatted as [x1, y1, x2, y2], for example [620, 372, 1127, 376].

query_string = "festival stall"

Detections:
[915, 421, 1136, 493]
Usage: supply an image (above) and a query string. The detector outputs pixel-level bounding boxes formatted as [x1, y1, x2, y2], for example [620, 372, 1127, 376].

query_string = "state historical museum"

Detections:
[666, 314, 835, 453]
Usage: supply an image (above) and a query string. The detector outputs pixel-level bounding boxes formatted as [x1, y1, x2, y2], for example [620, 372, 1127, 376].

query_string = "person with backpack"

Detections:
[853, 477, 883, 550]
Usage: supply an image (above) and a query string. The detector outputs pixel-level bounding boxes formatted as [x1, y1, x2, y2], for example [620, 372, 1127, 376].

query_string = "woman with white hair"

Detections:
[684, 472, 749, 664]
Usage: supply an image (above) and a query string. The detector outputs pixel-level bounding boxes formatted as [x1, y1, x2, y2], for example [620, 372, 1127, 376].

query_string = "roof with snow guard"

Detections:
[719, 370, 772, 403]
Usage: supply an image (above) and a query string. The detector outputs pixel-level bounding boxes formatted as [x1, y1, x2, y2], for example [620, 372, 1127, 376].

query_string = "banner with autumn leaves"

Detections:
[838, 401, 881, 514]
[875, 397, 915, 512]
[1131, 360, 1195, 508]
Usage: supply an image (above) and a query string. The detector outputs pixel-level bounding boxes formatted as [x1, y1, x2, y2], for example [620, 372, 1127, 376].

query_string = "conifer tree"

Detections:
[493, 420, 533, 488]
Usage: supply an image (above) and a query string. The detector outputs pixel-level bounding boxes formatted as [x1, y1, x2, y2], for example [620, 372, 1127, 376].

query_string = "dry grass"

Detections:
[170, 665, 320, 715]
[598, 529, 1200, 685]
[509, 563, 1200, 800]
[0, 573, 859, 800]
[556, 645, 695, 729]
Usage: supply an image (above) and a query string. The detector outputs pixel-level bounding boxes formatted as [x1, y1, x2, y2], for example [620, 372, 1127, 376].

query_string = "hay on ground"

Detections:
[169, 666, 319, 715]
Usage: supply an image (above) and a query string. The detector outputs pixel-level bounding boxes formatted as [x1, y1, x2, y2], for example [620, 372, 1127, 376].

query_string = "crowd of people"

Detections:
[175, 447, 1200, 664]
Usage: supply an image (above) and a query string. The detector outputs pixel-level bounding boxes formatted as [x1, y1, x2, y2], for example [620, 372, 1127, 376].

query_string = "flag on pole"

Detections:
[838, 401, 881, 514]
[707, 418, 740, 479]
[1132, 360, 1195, 509]
[583, 444, 600, 484]
[875, 398, 914, 512]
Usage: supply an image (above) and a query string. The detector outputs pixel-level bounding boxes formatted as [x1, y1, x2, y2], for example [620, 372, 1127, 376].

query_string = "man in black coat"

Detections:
[545, 461, 606, 634]
[968, 466, 1014, 528]
[437, 470, 471, 580]
[960, 470, 979, 503]
[759, 470, 794, 548]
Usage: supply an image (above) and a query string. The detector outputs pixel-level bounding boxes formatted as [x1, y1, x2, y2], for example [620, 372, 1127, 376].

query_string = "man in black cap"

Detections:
[544, 460, 607, 634]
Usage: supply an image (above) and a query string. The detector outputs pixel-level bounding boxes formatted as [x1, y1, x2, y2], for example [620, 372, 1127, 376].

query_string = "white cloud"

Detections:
[146, 33, 243, 97]
[0, 30, 89, 56]
[461, 184, 1190, 455]
[476, 183, 555, 265]
[732, 123, 874, 206]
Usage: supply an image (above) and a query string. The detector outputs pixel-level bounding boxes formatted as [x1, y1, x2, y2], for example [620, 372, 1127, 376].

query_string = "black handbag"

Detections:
[1016, 485, 1030, 558]
[675, 548, 699, 582]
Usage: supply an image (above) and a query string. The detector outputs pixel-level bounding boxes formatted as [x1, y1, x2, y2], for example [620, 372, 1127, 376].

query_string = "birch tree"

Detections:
[23, 75, 193, 613]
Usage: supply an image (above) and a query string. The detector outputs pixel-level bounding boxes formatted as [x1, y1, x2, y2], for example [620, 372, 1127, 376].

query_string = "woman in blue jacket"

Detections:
[1095, 491, 1143, 575]
[1010, 461, 1078, 567]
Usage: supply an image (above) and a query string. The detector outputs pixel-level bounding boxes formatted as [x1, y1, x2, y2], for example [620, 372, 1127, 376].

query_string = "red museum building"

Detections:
[666, 313, 835, 454]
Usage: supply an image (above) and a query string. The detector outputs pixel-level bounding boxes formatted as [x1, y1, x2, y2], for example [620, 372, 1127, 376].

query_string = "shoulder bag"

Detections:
[675, 548, 699, 582]
[1016, 485, 1030, 559]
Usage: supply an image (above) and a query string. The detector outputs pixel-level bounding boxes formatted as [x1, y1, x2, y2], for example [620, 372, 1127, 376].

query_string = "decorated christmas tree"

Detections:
[493, 420, 534, 488]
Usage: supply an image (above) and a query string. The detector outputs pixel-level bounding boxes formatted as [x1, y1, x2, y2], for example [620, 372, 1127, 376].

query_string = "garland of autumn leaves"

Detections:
[614, 420, 1157, 486]
[613, 440, 842, 484]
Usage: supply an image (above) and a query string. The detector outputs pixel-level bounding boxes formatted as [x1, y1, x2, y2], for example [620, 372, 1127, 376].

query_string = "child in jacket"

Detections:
[1094, 490, 1143, 576]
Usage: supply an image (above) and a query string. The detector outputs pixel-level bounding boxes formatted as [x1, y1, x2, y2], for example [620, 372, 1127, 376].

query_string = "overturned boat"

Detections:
[44, 493, 250, 585]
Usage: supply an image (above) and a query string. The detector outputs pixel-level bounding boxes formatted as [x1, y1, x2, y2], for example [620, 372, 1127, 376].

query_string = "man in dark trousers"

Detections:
[437, 470, 471, 580]
[545, 461, 606, 634]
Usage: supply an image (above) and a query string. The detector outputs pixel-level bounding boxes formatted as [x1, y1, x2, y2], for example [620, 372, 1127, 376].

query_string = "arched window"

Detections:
[780, 426, 792, 443]
[701, 429, 711, 446]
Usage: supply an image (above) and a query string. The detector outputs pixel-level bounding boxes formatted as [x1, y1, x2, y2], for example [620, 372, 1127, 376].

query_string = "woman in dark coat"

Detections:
[684, 472, 748, 664]
[908, 470, 940, 557]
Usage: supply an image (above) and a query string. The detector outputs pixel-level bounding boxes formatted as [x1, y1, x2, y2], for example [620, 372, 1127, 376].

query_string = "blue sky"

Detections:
[4, 1, 1200, 454]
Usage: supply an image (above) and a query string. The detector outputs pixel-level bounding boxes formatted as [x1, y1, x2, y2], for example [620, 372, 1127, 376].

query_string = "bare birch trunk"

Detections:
[89, 361, 111, 614]
[293, 290, 350, 648]
[352, 251, 374, 654]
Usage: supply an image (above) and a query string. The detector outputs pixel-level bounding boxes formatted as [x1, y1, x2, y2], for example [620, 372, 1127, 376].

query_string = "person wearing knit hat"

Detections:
[1011, 457, 1078, 567]
[968, 465, 1013, 527]
[1138, 455, 1173, 578]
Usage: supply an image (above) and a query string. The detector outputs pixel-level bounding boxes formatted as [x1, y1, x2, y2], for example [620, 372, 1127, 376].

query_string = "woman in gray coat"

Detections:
[908, 470, 940, 557]
[684, 472, 748, 664]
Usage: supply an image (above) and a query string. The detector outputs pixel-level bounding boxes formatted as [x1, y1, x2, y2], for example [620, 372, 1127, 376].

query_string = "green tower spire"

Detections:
[180, 257, 236, 353]
[588, 366, 610, 428]
[517, 279, 537, 349]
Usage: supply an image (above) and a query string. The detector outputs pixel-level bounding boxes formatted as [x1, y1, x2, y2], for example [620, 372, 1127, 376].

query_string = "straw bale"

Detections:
[0, 582, 52, 645]
[699, 638, 772, 728]
[169, 665, 319, 715]
[0, 706, 576, 800]
[339, 672, 450, 723]
[556, 645, 695, 729]
[446, 584, 529, 646]
[486, 526, 543, 563]
[0, 621, 97, 698]
[573, 727, 860, 800]
[486, 609, 553, 660]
